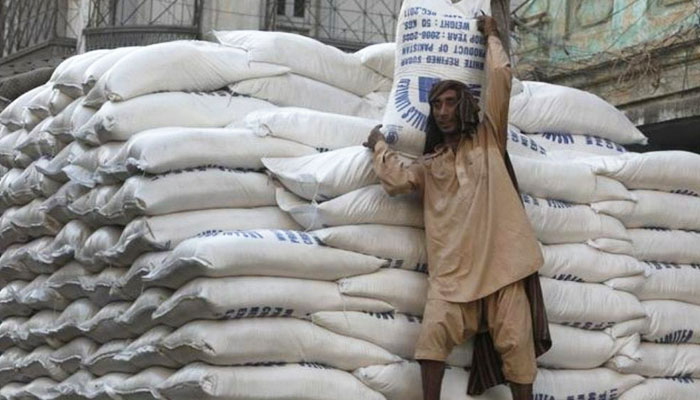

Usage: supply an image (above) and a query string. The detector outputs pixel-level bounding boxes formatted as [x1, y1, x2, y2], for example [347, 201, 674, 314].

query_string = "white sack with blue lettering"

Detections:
[537, 324, 641, 370]
[520, 194, 630, 244]
[505, 125, 549, 159]
[526, 132, 629, 156]
[276, 185, 423, 230]
[244, 107, 390, 153]
[540, 277, 646, 329]
[144, 229, 384, 289]
[312, 312, 639, 371]
[100, 128, 316, 181]
[75, 91, 276, 145]
[592, 189, 700, 231]
[354, 362, 501, 400]
[312, 224, 428, 272]
[159, 363, 387, 400]
[213, 30, 391, 96]
[382, 0, 490, 155]
[158, 318, 401, 370]
[539, 243, 644, 283]
[152, 276, 394, 327]
[263, 146, 379, 201]
[355, 363, 643, 400]
[98, 207, 301, 267]
[605, 262, 700, 305]
[86, 41, 289, 105]
[533, 368, 643, 400]
[509, 81, 648, 145]
[98, 169, 277, 221]
[642, 300, 700, 344]
[619, 377, 700, 400]
[231, 73, 385, 120]
[511, 154, 632, 204]
[595, 228, 700, 265]
[311, 311, 471, 366]
[338, 269, 428, 316]
[589, 151, 700, 195]
[607, 342, 700, 379]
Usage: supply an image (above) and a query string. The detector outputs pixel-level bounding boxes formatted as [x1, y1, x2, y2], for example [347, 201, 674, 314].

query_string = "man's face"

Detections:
[431, 89, 460, 135]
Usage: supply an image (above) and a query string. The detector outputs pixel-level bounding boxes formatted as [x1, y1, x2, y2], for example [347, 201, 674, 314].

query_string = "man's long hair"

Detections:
[423, 80, 481, 155]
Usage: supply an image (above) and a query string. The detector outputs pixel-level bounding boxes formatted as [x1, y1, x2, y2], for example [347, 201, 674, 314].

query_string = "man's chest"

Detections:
[425, 144, 486, 190]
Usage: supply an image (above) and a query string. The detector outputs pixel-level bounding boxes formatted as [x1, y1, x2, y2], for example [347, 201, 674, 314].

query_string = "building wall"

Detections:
[513, 0, 700, 151]
[515, 0, 696, 67]
[200, 0, 265, 39]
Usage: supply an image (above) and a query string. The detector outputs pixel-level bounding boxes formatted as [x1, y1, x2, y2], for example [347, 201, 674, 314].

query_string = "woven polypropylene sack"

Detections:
[158, 318, 400, 370]
[509, 81, 647, 145]
[381, 0, 490, 154]
[276, 186, 423, 230]
[159, 363, 387, 400]
[152, 276, 394, 327]
[145, 229, 384, 288]
[99, 127, 316, 181]
[214, 30, 390, 96]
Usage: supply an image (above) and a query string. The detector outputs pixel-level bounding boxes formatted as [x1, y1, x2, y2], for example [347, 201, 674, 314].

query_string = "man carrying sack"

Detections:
[364, 15, 551, 400]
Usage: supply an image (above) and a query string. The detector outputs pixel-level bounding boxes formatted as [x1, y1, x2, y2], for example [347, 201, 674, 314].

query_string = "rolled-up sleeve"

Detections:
[372, 141, 425, 196]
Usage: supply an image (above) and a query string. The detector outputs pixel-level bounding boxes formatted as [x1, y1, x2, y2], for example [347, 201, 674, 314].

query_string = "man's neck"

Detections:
[444, 133, 462, 152]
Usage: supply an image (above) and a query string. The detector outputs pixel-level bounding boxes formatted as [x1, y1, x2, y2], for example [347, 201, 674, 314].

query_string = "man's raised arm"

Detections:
[364, 125, 424, 196]
[479, 16, 512, 152]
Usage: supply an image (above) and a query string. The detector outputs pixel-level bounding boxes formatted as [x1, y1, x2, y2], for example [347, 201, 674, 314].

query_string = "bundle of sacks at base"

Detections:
[0, 0, 697, 399]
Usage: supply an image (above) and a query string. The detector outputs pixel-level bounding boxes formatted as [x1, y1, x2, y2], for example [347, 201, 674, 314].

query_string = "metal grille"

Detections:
[265, 0, 400, 51]
[84, 0, 202, 50]
[87, 0, 201, 28]
[0, 0, 78, 59]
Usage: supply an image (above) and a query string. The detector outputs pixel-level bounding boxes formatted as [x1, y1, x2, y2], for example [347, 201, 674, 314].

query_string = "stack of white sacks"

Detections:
[0, 33, 396, 400]
[0, 29, 697, 400]
[588, 151, 700, 399]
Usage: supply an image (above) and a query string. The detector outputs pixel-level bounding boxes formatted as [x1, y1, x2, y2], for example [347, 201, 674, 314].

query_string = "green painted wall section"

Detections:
[514, 0, 699, 71]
